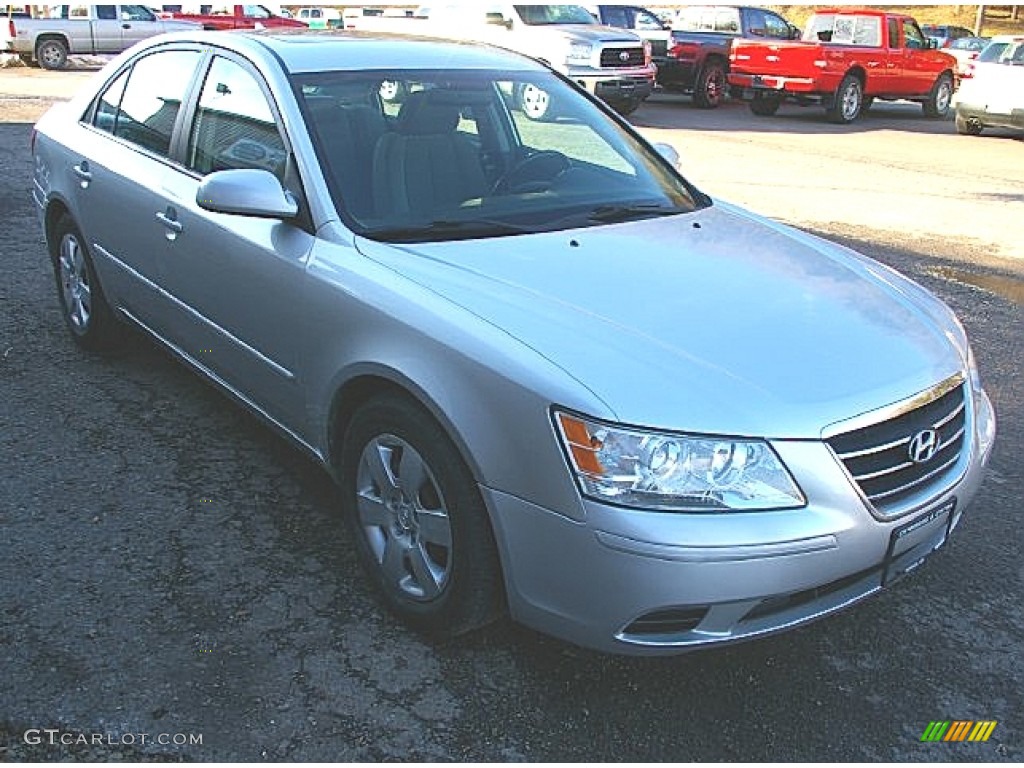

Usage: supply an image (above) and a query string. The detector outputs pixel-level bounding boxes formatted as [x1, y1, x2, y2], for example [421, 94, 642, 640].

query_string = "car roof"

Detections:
[147, 30, 548, 74]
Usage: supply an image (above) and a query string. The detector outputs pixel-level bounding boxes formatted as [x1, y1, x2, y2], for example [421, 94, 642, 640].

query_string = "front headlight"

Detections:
[566, 42, 592, 64]
[555, 412, 805, 512]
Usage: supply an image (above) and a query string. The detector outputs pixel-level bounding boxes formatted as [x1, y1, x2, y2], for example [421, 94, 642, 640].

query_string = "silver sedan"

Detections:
[32, 31, 996, 654]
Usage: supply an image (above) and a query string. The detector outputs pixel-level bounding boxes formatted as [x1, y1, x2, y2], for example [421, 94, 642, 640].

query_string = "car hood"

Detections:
[354, 204, 965, 438]
[529, 23, 643, 45]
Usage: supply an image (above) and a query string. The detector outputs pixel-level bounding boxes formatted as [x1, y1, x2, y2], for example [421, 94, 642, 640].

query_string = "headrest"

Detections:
[396, 90, 461, 135]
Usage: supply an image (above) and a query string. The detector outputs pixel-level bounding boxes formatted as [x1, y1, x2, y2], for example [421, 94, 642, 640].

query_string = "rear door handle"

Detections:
[72, 161, 92, 185]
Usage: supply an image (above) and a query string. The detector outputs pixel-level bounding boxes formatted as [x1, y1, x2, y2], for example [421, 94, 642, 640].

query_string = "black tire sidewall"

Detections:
[829, 75, 861, 123]
[339, 395, 503, 635]
[694, 62, 725, 109]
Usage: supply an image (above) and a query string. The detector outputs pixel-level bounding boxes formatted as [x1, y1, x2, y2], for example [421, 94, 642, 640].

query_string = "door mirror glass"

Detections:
[652, 142, 681, 171]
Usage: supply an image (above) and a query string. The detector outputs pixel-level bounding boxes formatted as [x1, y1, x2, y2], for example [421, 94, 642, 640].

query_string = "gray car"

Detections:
[31, 31, 996, 655]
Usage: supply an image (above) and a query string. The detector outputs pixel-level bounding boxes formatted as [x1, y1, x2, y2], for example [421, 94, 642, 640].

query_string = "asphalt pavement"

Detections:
[1, 82, 1022, 761]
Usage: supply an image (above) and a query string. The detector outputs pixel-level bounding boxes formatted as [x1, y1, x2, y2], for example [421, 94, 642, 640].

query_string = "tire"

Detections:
[610, 98, 640, 117]
[955, 112, 983, 135]
[827, 73, 862, 124]
[49, 214, 122, 352]
[749, 94, 782, 117]
[693, 60, 727, 109]
[862, 95, 875, 112]
[339, 394, 504, 637]
[36, 38, 68, 71]
[517, 82, 553, 121]
[923, 73, 954, 118]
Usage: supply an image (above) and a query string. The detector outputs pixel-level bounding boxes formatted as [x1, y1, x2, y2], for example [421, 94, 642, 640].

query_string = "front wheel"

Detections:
[610, 98, 640, 117]
[827, 74, 862, 124]
[693, 61, 727, 109]
[339, 394, 504, 637]
[923, 73, 954, 118]
[36, 38, 68, 70]
[749, 94, 782, 117]
[955, 112, 983, 135]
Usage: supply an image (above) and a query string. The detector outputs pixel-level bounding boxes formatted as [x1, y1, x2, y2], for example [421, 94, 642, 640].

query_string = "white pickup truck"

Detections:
[351, 3, 657, 117]
[2, 4, 199, 69]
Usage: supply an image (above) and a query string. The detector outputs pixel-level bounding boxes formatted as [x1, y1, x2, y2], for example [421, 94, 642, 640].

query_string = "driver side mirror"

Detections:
[485, 12, 512, 30]
[652, 142, 682, 171]
[790, 25, 801, 40]
[928, 38, 939, 49]
[197, 169, 298, 219]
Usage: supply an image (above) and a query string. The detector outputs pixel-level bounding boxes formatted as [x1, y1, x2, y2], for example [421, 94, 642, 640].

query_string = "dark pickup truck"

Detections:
[658, 5, 799, 108]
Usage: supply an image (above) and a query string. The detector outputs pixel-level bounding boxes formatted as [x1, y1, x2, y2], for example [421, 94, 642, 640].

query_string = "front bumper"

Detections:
[486, 387, 995, 655]
[956, 102, 1024, 131]
[566, 64, 656, 105]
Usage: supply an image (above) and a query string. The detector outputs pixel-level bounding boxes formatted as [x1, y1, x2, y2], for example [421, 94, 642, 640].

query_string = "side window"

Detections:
[715, 8, 739, 33]
[187, 56, 287, 181]
[602, 8, 629, 28]
[745, 9, 767, 37]
[636, 10, 662, 31]
[96, 5, 117, 20]
[903, 20, 926, 50]
[888, 18, 900, 48]
[91, 67, 130, 133]
[242, 4, 270, 17]
[120, 5, 155, 21]
[109, 50, 201, 156]
[763, 13, 790, 39]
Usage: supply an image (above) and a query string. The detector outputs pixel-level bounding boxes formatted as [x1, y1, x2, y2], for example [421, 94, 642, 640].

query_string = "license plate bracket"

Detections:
[882, 499, 956, 587]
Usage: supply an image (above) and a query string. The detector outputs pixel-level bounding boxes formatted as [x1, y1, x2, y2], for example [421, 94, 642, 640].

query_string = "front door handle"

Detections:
[155, 208, 183, 239]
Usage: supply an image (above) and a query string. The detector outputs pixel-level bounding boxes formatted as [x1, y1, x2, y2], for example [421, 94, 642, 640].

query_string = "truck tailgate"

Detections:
[729, 40, 821, 77]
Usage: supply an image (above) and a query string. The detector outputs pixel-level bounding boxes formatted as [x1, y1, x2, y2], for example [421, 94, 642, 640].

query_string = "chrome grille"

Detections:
[828, 383, 967, 514]
[600, 47, 645, 68]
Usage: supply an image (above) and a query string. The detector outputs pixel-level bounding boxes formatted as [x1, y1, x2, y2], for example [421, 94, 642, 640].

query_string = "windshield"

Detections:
[513, 5, 596, 26]
[295, 69, 706, 243]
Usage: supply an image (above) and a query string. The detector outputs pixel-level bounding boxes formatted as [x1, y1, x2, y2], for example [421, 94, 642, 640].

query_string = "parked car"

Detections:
[955, 35, 1024, 135]
[584, 4, 671, 67]
[295, 7, 341, 29]
[0, 4, 198, 69]
[659, 5, 799, 108]
[945, 35, 990, 77]
[163, 3, 305, 30]
[349, 3, 657, 117]
[728, 8, 958, 123]
[32, 31, 995, 655]
[921, 23, 973, 49]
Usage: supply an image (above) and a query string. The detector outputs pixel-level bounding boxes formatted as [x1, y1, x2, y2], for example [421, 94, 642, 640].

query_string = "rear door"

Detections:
[70, 46, 203, 328]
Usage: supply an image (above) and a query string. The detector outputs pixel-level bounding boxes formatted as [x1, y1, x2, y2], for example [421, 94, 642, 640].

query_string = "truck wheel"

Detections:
[862, 96, 875, 112]
[827, 74, 862, 124]
[693, 61, 727, 109]
[923, 73, 953, 118]
[36, 38, 69, 71]
[955, 112, 983, 135]
[517, 83, 553, 121]
[749, 95, 781, 117]
[611, 98, 640, 117]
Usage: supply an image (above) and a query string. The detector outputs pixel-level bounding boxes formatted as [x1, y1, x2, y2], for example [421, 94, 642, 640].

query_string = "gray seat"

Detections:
[371, 90, 488, 219]
[306, 98, 387, 219]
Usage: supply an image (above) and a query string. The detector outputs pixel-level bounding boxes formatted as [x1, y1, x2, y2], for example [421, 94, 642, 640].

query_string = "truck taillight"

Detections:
[8, 18, 16, 37]
[961, 62, 975, 78]
[643, 39, 652, 67]
[668, 41, 698, 60]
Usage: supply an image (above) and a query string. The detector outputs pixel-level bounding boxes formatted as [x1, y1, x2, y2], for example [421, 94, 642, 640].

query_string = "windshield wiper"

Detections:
[584, 204, 688, 224]
[367, 218, 534, 242]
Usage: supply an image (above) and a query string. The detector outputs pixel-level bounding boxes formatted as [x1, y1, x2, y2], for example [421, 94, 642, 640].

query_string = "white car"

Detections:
[955, 35, 1024, 135]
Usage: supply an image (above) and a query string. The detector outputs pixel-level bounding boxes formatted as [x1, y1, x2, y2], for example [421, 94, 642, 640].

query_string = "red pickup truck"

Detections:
[727, 9, 957, 123]
[163, 4, 306, 31]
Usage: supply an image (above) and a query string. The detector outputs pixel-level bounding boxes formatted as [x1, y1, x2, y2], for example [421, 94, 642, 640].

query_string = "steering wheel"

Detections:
[492, 150, 571, 195]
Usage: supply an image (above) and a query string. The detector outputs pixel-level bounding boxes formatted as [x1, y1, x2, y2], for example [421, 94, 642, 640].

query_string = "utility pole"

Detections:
[974, 4, 985, 35]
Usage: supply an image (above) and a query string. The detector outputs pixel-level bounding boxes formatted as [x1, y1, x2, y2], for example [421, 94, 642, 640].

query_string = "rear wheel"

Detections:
[923, 73, 953, 118]
[827, 73, 862, 123]
[693, 61, 727, 109]
[49, 214, 122, 352]
[862, 95, 875, 112]
[36, 38, 68, 70]
[339, 394, 504, 637]
[749, 94, 782, 117]
[955, 112, 983, 135]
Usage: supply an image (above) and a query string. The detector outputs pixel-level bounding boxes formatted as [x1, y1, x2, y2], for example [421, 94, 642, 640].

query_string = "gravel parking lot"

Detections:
[1, 66, 1022, 761]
